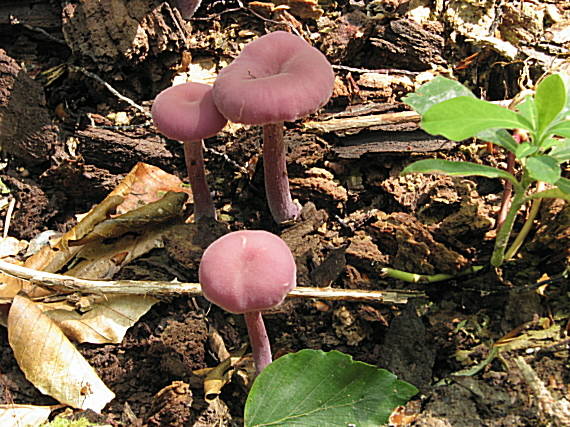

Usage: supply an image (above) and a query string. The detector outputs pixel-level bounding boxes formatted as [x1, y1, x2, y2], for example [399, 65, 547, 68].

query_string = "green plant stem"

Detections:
[380, 265, 484, 283]
[491, 187, 527, 267]
[504, 182, 545, 261]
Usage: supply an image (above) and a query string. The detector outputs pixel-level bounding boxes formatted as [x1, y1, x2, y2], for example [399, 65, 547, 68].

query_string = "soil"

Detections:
[0, 1, 569, 426]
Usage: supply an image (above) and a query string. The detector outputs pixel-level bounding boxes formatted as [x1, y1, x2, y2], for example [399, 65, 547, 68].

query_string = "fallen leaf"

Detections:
[43, 295, 158, 344]
[8, 295, 115, 412]
[69, 191, 187, 246]
[0, 404, 53, 426]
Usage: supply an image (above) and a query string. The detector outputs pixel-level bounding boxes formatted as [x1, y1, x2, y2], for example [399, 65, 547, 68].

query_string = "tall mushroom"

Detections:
[152, 82, 227, 221]
[212, 31, 334, 224]
[198, 230, 296, 374]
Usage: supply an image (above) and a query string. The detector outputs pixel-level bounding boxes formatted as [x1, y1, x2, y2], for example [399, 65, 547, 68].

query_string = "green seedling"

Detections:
[402, 74, 570, 267]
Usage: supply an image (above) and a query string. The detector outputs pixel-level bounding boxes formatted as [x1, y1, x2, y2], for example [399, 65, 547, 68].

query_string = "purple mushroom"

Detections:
[152, 82, 227, 221]
[199, 230, 297, 374]
[212, 31, 334, 224]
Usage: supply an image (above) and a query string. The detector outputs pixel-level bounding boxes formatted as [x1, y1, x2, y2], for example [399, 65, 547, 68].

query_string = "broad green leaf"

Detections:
[516, 96, 538, 130]
[559, 73, 570, 119]
[555, 177, 570, 195]
[244, 350, 418, 427]
[526, 155, 561, 184]
[402, 159, 518, 184]
[549, 139, 570, 162]
[535, 74, 566, 132]
[403, 76, 474, 114]
[422, 97, 531, 141]
[515, 142, 537, 158]
[548, 121, 570, 138]
[476, 129, 519, 153]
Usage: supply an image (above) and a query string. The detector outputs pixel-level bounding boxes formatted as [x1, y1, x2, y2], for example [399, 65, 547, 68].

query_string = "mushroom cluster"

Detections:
[151, 31, 333, 224]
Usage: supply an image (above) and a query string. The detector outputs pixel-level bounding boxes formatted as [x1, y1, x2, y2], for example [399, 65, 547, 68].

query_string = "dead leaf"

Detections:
[69, 191, 187, 246]
[0, 237, 27, 258]
[24, 162, 191, 275]
[43, 295, 158, 344]
[201, 345, 250, 402]
[8, 295, 115, 412]
[66, 225, 171, 280]
[0, 404, 53, 426]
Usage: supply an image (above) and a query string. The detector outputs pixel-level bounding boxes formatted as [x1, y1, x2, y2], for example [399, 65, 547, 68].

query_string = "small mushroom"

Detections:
[175, 0, 202, 19]
[213, 31, 334, 224]
[152, 82, 227, 221]
[198, 230, 297, 374]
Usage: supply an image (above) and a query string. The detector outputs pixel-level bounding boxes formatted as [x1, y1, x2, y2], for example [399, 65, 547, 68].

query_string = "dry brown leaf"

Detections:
[0, 163, 188, 300]
[0, 237, 27, 258]
[8, 295, 115, 411]
[69, 191, 187, 246]
[0, 404, 53, 426]
[66, 226, 171, 280]
[43, 295, 158, 344]
[24, 162, 191, 275]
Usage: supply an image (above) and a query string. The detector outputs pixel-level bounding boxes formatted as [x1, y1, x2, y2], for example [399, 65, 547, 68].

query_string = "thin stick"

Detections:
[0, 260, 420, 304]
[69, 66, 151, 118]
[3, 198, 16, 239]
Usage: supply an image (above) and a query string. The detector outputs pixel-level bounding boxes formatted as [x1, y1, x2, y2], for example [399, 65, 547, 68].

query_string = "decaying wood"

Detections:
[0, 260, 420, 305]
[0, 49, 59, 164]
[0, 1, 61, 29]
[334, 130, 455, 159]
[369, 19, 445, 70]
[76, 126, 176, 173]
[62, 0, 189, 72]
[303, 110, 419, 133]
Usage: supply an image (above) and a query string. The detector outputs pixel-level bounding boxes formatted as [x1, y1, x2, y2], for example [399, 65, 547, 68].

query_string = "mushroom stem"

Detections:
[262, 122, 300, 223]
[244, 311, 272, 375]
[183, 140, 216, 221]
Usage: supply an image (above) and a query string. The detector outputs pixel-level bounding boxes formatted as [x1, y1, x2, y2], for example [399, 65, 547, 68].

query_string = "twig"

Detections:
[203, 146, 248, 174]
[332, 65, 419, 76]
[303, 100, 513, 134]
[3, 198, 16, 239]
[69, 66, 151, 118]
[9, 15, 66, 45]
[0, 260, 420, 304]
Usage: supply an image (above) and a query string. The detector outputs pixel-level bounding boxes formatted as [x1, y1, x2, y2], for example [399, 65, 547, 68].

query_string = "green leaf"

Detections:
[401, 159, 518, 184]
[516, 96, 538, 130]
[529, 187, 570, 202]
[555, 177, 570, 195]
[535, 74, 567, 132]
[422, 97, 531, 141]
[403, 76, 474, 114]
[540, 138, 562, 151]
[515, 142, 537, 158]
[548, 121, 570, 138]
[549, 139, 570, 162]
[476, 129, 519, 153]
[526, 156, 561, 184]
[244, 350, 418, 427]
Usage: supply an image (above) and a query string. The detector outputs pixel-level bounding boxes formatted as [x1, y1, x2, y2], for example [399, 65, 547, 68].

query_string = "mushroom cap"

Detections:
[199, 230, 297, 314]
[212, 31, 334, 125]
[151, 82, 227, 142]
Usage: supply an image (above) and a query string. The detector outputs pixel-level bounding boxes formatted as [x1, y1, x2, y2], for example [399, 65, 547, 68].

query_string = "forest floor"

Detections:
[0, 1, 569, 426]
